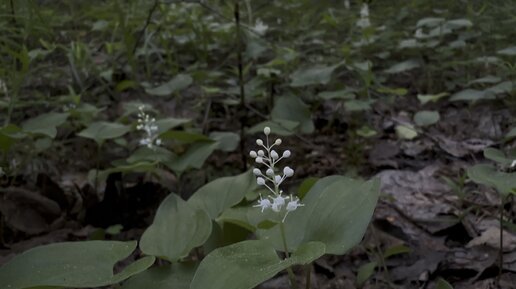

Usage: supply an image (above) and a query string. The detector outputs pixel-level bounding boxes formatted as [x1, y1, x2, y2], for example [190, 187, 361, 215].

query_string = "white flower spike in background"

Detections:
[250, 126, 304, 222]
[136, 105, 162, 149]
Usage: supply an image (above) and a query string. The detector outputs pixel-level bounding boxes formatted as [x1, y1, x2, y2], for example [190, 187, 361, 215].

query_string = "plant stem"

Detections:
[498, 195, 506, 284]
[280, 222, 297, 289]
[234, 1, 247, 171]
[304, 264, 311, 289]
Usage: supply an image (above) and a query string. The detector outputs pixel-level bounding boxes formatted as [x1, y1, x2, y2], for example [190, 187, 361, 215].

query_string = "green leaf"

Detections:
[467, 164, 516, 196]
[395, 124, 418, 140]
[271, 95, 314, 134]
[160, 130, 212, 143]
[445, 19, 473, 29]
[127, 146, 175, 164]
[257, 177, 380, 255]
[414, 110, 440, 127]
[384, 59, 420, 74]
[417, 92, 448, 104]
[506, 127, 516, 139]
[0, 241, 154, 289]
[450, 89, 492, 102]
[497, 46, 516, 56]
[140, 194, 212, 261]
[22, 112, 69, 138]
[356, 261, 377, 286]
[190, 240, 325, 289]
[155, 118, 191, 133]
[383, 244, 411, 258]
[484, 148, 516, 166]
[145, 74, 193, 96]
[435, 277, 454, 289]
[298, 177, 319, 199]
[0, 125, 25, 152]
[290, 62, 345, 87]
[247, 120, 299, 136]
[344, 99, 375, 112]
[466, 75, 501, 86]
[77, 121, 130, 144]
[122, 263, 197, 289]
[165, 141, 218, 174]
[416, 17, 445, 28]
[209, 131, 240, 152]
[188, 171, 255, 219]
[317, 89, 356, 100]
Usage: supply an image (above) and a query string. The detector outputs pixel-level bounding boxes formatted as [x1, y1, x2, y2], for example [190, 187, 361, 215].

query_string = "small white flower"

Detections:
[282, 196, 304, 222]
[256, 139, 264, 146]
[283, 150, 291, 158]
[275, 139, 282, 145]
[271, 150, 279, 160]
[253, 19, 269, 35]
[250, 151, 257, 158]
[283, 166, 294, 177]
[271, 194, 289, 212]
[264, 126, 271, 135]
[253, 195, 272, 212]
[255, 157, 263, 163]
[257, 177, 266, 185]
[258, 150, 265, 157]
[253, 168, 261, 175]
[266, 168, 274, 176]
[274, 175, 282, 184]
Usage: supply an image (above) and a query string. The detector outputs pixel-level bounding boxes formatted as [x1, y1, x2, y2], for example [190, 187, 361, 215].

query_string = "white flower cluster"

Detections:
[356, 3, 371, 29]
[136, 105, 162, 149]
[250, 126, 304, 222]
[253, 19, 269, 35]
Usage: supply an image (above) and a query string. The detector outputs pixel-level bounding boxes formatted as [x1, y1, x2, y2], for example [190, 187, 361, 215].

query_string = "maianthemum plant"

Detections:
[0, 126, 380, 289]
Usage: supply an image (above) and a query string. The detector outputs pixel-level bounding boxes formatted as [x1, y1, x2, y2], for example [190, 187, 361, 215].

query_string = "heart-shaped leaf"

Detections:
[145, 74, 193, 96]
[122, 263, 197, 289]
[190, 240, 325, 289]
[188, 171, 255, 219]
[77, 121, 130, 144]
[271, 95, 314, 134]
[140, 194, 212, 261]
[467, 164, 516, 196]
[0, 241, 154, 289]
[257, 176, 380, 255]
[290, 62, 344, 87]
[22, 112, 69, 138]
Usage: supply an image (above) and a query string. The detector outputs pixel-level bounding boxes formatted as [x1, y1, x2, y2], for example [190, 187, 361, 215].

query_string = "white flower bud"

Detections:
[255, 157, 263, 163]
[271, 150, 279, 160]
[282, 150, 291, 158]
[266, 168, 274, 176]
[264, 127, 271, 135]
[256, 139, 263, 146]
[275, 175, 282, 184]
[258, 150, 265, 157]
[253, 168, 261, 175]
[257, 177, 266, 185]
[283, 166, 294, 177]
[275, 139, 282, 145]
[250, 151, 257, 158]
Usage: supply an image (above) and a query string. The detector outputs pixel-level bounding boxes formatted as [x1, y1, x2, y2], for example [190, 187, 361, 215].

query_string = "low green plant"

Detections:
[0, 126, 380, 289]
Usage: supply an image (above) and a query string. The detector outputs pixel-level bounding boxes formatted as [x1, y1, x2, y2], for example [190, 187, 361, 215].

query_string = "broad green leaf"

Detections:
[155, 118, 191, 133]
[209, 131, 240, 152]
[384, 59, 420, 74]
[77, 121, 130, 144]
[317, 89, 356, 100]
[356, 261, 377, 286]
[435, 278, 454, 289]
[290, 62, 344, 87]
[414, 110, 440, 127]
[0, 124, 25, 152]
[190, 240, 325, 289]
[467, 164, 516, 196]
[188, 171, 255, 219]
[483, 148, 516, 166]
[376, 87, 408, 96]
[344, 99, 375, 112]
[497, 46, 516, 56]
[160, 130, 211, 143]
[416, 17, 445, 28]
[506, 127, 516, 139]
[22, 112, 69, 138]
[258, 177, 380, 255]
[298, 177, 319, 199]
[247, 120, 299, 136]
[140, 193, 212, 261]
[395, 124, 418, 140]
[417, 92, 448, 104]
[122, 263, 197, 289]
[383, 244, 411, 258]
[445, 19, 473, 29]
[485, 81, 512, 95]
[450, 89, 492, 101]
[271, 95, 314, 134]
[0, 241, 154, 289]
[127, 146, 175, 164]
[165, 141, 218, 174]
[145, 74, 193, 96]
[466, 75, 501, 86]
